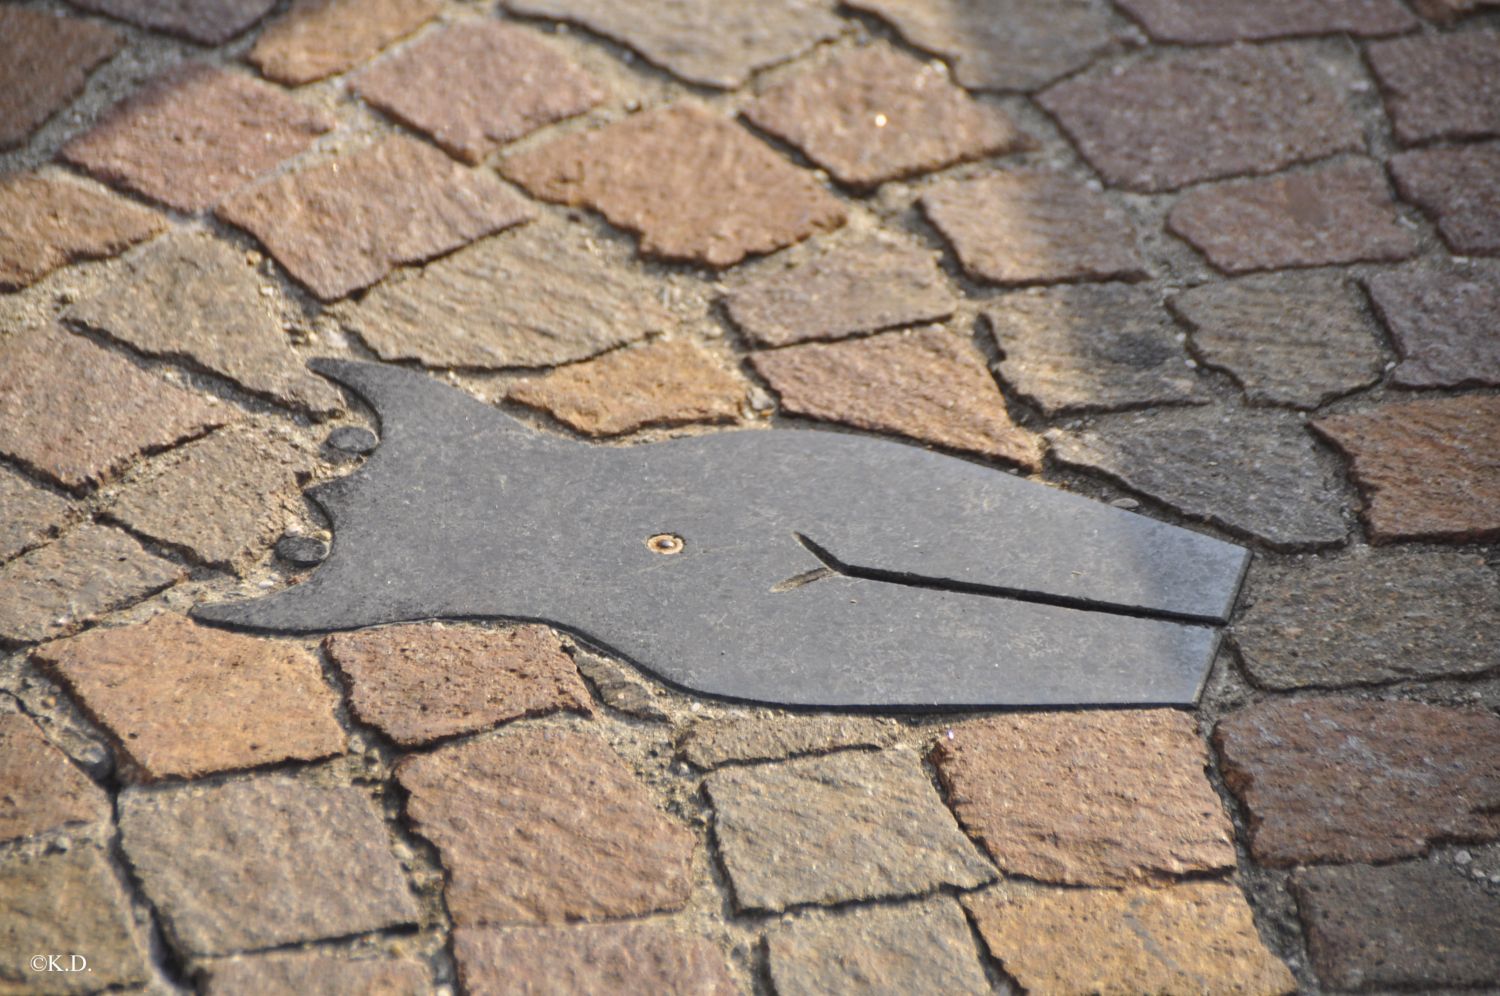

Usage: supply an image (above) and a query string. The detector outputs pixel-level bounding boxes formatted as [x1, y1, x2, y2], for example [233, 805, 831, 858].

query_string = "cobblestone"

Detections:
[743, 43, 1025, 189]
[1367, 31, 1500, 145]
[0, 712, 111, 844]
[1389, 142, 1500, 256]
[0, 172, 164, 291]
[249, 0, 440, 86]
[1113, 0, 1415, 41]
[0, 7, 121, 151]
[1215, 697, 1500, 866]
[0, 467, 71, 563]
[67, 0, 276, 44]
[1041, 45, 1363, 192]
[201, 950, 431, 996]
[353, 22, 603, 165]
[1367, 268, 1500, 388]
[1313, 395, 1500, 543]
[62, 63, 334, 212]
[503, 103, 845, 268]
[219, 134, 533, 300]
[324, 623, 592, 747]
[454, 922, 738, 994]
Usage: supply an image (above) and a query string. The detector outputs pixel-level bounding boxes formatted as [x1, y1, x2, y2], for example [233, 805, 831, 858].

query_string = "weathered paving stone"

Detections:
[397, 727, 695, 925]
[454, 922, 738, 995]
[1313, 396, 1500, 543]
[721, 231, 956, 347]
[0, 173, 165, 291]
[1171, 272, 1384, 409]
[1040, 45, 1364, 193]
[62, 63, 334, 212]
[354, 22, 603, 165]
[1168, 160, 1418, 273]
[248, 0, 440, 86]
[1389, 142, 1500, 256]
[324, 623, 593, 747]
[1114, 0, 1415, 41]
[34, 613, 345, 781]
[67, 0, 276, 44]
[985, 283, 1205, 415]
[749, 327, 1044, 470]
[742, 43, 1026, 189]
[921, 170, 1146, 286]
[678, 714, 894, 769]
[965, 881, 1296, 995]
[66, 231, 342, 413]
[504, 0, 844, 89]
[1235, 548, 1500, 689]
[0, 325, 224, 491]
[1048, 407, 1349, 548]
[0, 467, 71, 562]
[219, 134, 533, 301]
[846, 0, 1117, 92]
[703, 748, 996, 912]
[1367, 268, 1500, 388]
[201, 950, 431, 996]
[335, 222, 667, 369]
[0, 524, 181, 646]
[1367, 31, 1500, 145]
[767, 896, 991, 995]
[0, 8, 121, 150]
[105, 425, 313, 568]
[0, 712, 111, 844]
[570, 647, 671, 721]
[1215, 697, 1500, 866]
[120, 778, 419, 955]
[0, 848, 153, 993]
[1292, 860, 1500, 990]
[508, 339, 747, 436]
[932, 710, 1236, 886]
[502, 103, 845, 268]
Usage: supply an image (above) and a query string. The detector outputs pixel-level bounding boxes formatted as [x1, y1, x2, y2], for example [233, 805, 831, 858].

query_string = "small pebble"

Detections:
[1110, 497, 1140, 510]
[1456, 850, 1473, 866]
[326, 426, 379, 456]
[275, 534, 329, 567]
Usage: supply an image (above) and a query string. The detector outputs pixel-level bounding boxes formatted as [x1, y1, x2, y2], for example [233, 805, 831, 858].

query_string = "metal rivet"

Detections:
[646, 533, 684, 555]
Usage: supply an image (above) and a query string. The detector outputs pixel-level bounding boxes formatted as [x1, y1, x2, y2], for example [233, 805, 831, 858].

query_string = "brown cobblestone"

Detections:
[1115, 0, 1415, 41]
[324, 623, 592, 747]
[66, 231, 342, 413]
[0, 173, 165, 291]
[249, 0, 440, 86]
[353, 22, 603, 165]
[1367, 31, 1500, 145]
[986, 283, 1206, 415]
[335, 220, 667, 369]
[1171, 272, 1384, 409]
[1390, 142, 1500, 256]
[67, 0, 276, 44]
[62, 63, 334, 212]
[35, 613, 345, 781]
[743, 43, 1026, 189]
[0, 712, 111, 844]
[1040, 45, 1364, 193]
[704, 748, 996, 912]
[1292, 860, 1500, 990]
[1048, 407, 1349, 549]
[846, 0, 1118, 92]
[120, 778, 419, 955]
[219, 134, 533, 300]
[0, 848, 153, 993]
[202, 950, 430, 996]
[0, 8, 121, 150]
[502, 103, 845, 268]
[1367, 268, 1500, 388]
[1215, 697, 1500, 866]
[722, 231, 956, 347]
[1234, 548, 1500, 689]
[455, 922, 738, 995]
[0, 467, 71, 563]
[1313, 395, 1500, 543]
[1168, 160, 1418, 273]
[678, 714, 894, 769]
[0, 523, 181, 645]
[397, 727, 695, 925]
[508, 339, 747, 436]
[921, 170, 1146, 286]
[933, 710, 1236, 886]
[505, 0, 844, 89]
[966, 881, 1295, 995]
[750, 327, 1044, 469]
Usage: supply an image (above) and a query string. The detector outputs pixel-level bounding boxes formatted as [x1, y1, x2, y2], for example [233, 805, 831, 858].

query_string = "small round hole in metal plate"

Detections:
[646, 533, 684, 555]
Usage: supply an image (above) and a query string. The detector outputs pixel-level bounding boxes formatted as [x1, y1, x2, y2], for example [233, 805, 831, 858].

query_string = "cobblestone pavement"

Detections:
[2, 0, 1499, 993]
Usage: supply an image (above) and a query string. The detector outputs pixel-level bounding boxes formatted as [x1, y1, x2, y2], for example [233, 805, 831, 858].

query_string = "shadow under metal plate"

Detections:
[194, 360, 1250, 710]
